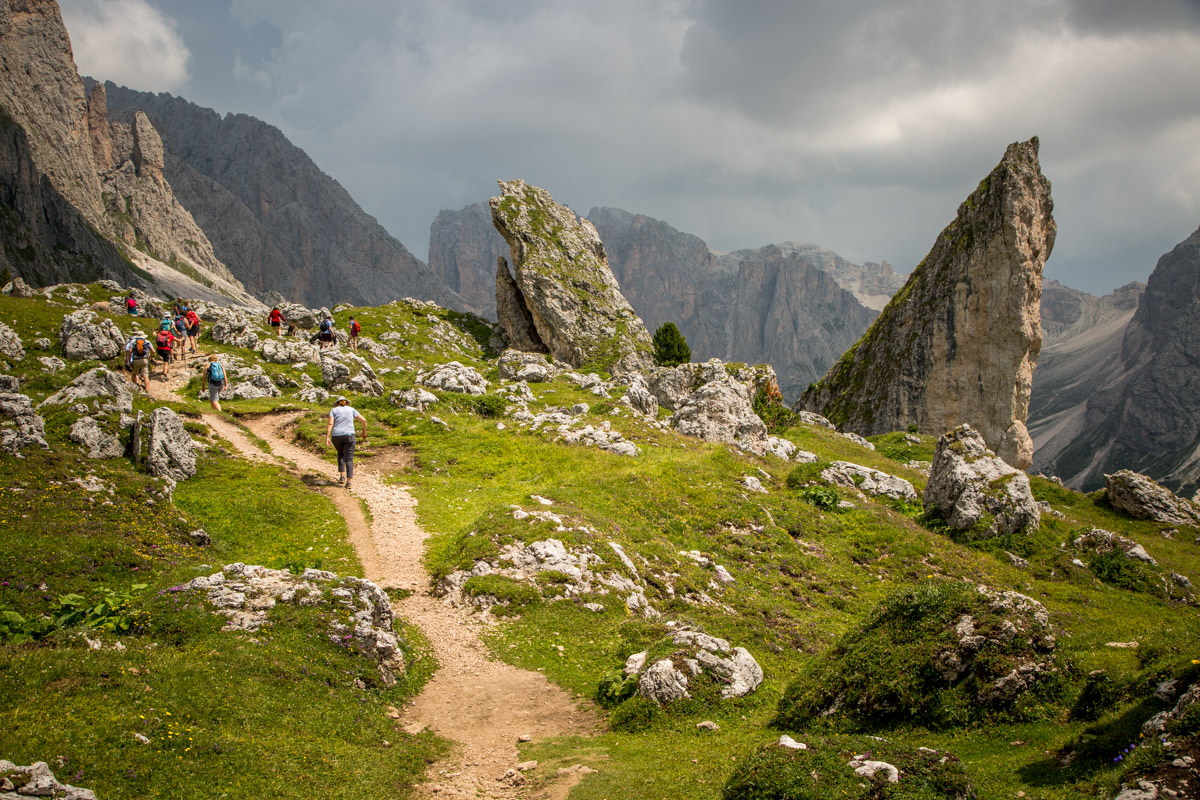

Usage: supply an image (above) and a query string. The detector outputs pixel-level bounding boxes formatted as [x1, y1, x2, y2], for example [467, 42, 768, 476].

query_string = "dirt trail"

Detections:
[143, 358, 599, 799]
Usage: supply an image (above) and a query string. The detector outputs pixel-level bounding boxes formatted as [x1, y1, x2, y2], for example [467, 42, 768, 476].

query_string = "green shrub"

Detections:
[462, 575, 540, 608]
[651, 322, 691, 367]
[595, 668, 638, 707]
[1088, 550, 1155, 593]
[800, 486, 840, 510]
[609, 696, 659, 732]
[753, 385, 799, 434]
[1071, 670, 1127, 721]
[785, 462, 828, 489]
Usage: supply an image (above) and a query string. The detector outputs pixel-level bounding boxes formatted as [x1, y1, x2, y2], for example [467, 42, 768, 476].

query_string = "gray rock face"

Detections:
[101, 84, 463, 310]
[59, 310, 125, 360]
[800, 138, 1055, 470]
[638, 659, 691, 703]
[625, 628, 763, 704]
[621, 374, 658, 417]
[670, 378, 768, 455]
[70, 415, 124, 458]
[497, 349, 558, 382]
[495, 257, 548, 354]
[1035, 226, 1200, 495]
[147, 406, 196, 481]
[490, 180, 653, 374]
[1105, 470, 1200, 527]
[2, 277, 37, 297]
[924, 424, 1040, 537]
[0, 392, 48, 454]
[259, 337, 320, 365]
[0, 321, 24, 360]
[210, 321, 259, 350]
[40, 366, 132, 412]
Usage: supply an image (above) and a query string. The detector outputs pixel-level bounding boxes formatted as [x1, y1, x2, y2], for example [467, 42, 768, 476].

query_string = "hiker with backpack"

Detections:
[317, 317, 334, 349]
[124, 329, 151, 393]
[203, 354, 226, 411]
[325, 396, 367, 489]
[125, 292, 138, 316]
[155, 325, 175, 378]
[348, 317, 361, 351]
[172, 313, 189, 361]
[184, 308, 201, 354]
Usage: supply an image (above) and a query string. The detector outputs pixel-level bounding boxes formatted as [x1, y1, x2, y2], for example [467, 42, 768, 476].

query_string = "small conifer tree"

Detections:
[652, 322, 691, 367]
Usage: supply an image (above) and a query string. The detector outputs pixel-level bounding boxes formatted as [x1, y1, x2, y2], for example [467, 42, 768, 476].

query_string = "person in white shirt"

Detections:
[325, 396, 367, 489]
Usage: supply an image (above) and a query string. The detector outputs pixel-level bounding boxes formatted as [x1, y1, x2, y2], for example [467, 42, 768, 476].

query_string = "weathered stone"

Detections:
[0, 321, 24, 360]
[800, 138, 1054, 470]
[417, 361, 488, 395]
[59, 310, 126, 360]
[2, 277, 37, 297]
[924, 424, 1040, 537]
[0, 393, 49, 454]
[146, 406, 196, 481]
[1105, 470, 1200, 527]
[621, 374, 658, 417]
[259, 337, 320, 365]
[210, 321, 259, 350]
[495, 257, 547, 354]
[0, 761, 96, 800]
[225, 374, 282, 400]
[70, 415, 124, 458]
[637, 659, 690, 703]
[40, 366, 133, 412]
[497, 349, 557, 382]
[490, 180, 653, 374]
[821, 461, 917, 502]
[671, 378, 768, 455]
[390, 387, 438, 410]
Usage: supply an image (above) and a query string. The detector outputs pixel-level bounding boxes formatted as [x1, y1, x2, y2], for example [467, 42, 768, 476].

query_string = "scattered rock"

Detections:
[0, 321, 25, 360]
[497, 349, 558, 382]
[821, 461, 917, 502]
[59, 310, 125, 360]
[671, 378, 768, 455]
[69, 415, 124, 458]
[146, 406, 197, 481]
[417, 361, 488, 395]
[0, 761, 95, 800]
[40, 366, 133, 413]
[924, 424, 1040, 537]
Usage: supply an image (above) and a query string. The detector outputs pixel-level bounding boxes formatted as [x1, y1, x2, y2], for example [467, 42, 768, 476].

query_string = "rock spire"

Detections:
[490, 179, 653, 373]
[798, 137, 1055, 469]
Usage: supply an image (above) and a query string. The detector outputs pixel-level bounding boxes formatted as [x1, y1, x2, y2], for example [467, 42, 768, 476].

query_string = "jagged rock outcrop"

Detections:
[146, 406, 196, 482]
[58, 309, 125, 360]
[69, 415, 124, 459]
[100, 83, 464, 310]
[1034, 226, 1200, 495]
[40, 365, 132, 412]
[924, 424, 1041, 537]
[489, 180, 654, 373]
[671, 378, 768, 455]
[762, 242, 907, 312]
[0, 391, 48, 454]
[1029, 281, 1144, 475]
[799, 138, 1055, 470]
[416, 361, 488, 395]
[820, 461, 917, 502]
[0, 320, 24, 360]
[0, 761, 95, 800]
[623, 627, 763, 704]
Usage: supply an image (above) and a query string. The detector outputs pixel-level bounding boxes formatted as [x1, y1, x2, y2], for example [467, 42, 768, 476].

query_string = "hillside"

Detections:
[1, 280, 1198, 799]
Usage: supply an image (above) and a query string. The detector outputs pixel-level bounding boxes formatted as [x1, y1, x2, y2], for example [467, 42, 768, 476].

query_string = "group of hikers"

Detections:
[268, 307, 361, 351]
[121, 298, 368, 482]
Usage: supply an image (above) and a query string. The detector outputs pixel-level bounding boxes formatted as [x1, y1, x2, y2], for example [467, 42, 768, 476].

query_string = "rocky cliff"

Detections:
[757, 242, 907, 312]
[0, 0, 249, 300]
[1035, 226, 1200, 494]
[798, 138, 1055, 469]
[489, 180, 654, 373]
[100, 83, 463, 310]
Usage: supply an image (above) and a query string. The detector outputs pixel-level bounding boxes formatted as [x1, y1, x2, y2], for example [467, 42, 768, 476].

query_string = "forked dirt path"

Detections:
[144, 359, 600, 799]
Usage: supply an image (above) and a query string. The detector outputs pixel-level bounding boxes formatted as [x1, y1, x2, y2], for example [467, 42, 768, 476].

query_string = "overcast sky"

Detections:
[59, 0, 1200, 295]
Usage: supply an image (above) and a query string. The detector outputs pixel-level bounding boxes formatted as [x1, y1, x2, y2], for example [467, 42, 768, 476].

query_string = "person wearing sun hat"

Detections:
[325, 395, 367, 489]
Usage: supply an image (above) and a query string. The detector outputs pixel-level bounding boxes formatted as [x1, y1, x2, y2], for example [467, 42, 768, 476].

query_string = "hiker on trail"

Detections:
[202, 354, 226, 411]
[154, 325, 175, 378]
[268, 306, 286, 337]
[125, 292, 138, 316]
[184, 308, 201, 354]
[317, 316, 335, 349]
[348, 317, 361, 351]
[172, 313, 189, 361]
[124, 328, 151, 393]
[325, 396, 366, 490]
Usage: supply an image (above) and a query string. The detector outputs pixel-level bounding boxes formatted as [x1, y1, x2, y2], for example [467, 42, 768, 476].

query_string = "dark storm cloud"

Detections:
[59, 0, 1200, 295]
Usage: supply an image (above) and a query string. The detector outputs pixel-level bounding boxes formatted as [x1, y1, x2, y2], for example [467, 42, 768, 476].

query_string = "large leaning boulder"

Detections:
[490, 179, 654, 374]
[1105, 470, 1200, 527]
[799, 138, 1055, 470]
[924, 424, 1040, 537]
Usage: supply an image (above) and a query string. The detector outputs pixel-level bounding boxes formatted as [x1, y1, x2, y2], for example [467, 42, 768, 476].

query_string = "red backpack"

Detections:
[156, 330, 172, 349]
[350, 320, 360, 335]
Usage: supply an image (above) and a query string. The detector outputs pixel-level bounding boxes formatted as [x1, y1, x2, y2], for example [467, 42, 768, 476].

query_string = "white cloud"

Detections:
[59, 0, 190, 90]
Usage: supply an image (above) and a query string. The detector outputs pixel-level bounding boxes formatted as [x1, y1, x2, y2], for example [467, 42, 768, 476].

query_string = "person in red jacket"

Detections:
[348, 317, 361, 351]
[184, 308, 201, 354]
[154, 326, 175, 378]
[268, 306, 286, 337]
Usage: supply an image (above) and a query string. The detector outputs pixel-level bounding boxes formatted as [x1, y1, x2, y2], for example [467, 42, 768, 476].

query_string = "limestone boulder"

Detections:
[621, 374, 659, 417]
[417, 361, 488, 395]
[259, 337, 320, 365]
[59, 310, 125, 360]
[497, 349, 558, 382]
[1105, 470, 1200, 527]
[490, 179, 653, 374]
[210, 321, 259, 350]
[0, 393, 49, 454]
[70, 416, 124, 459]
[0, 321, 25, 360]
[671, 379, 768, 455]
[924, 424, 1040, 537]
[40, 367, 133, 413]
[147, 406, 196, 481]
[225, 374, 282, 401]
[625, 627, 763, 704]
[2, 277, 37, 297]
[821, 461, 917, 502]
[0, 761, 95, 800]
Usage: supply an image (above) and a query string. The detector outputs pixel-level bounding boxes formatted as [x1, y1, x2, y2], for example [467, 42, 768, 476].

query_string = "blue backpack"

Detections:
[207, 361, 225, 384]
[320, 318, 332, 333]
